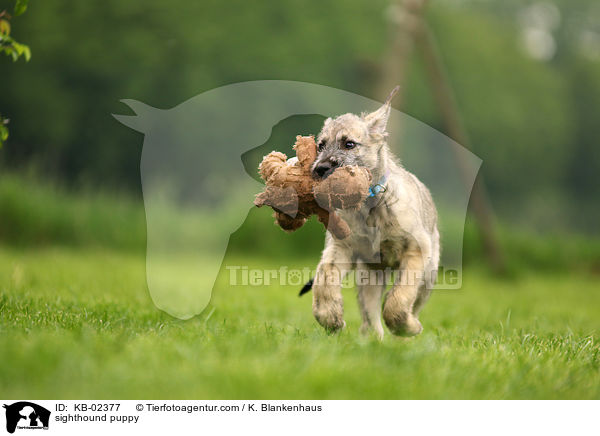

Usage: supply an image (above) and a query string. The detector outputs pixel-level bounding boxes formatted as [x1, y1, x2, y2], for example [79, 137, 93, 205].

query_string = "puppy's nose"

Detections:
[313, 162, 335, 179]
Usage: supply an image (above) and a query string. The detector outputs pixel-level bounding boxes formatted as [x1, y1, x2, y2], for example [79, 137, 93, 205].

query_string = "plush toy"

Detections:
[254, 135, 372, 239]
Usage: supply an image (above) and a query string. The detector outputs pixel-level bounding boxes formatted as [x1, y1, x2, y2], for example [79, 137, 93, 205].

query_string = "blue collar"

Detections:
[368, 171, 389, 198]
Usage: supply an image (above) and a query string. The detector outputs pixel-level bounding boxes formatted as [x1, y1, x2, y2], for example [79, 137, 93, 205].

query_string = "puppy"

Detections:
[305, 86, 440, 339]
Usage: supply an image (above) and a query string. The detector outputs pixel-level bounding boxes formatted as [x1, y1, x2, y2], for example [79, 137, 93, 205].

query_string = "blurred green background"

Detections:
[1, 0, 599, 399]
[2, 0, 600, 246]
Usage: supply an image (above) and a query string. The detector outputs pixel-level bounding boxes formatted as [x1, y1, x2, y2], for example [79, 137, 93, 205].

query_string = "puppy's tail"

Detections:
[299, 278, 314, 297]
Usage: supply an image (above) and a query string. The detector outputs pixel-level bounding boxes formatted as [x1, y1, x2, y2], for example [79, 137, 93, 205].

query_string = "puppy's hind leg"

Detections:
[356, 263, 387, 340]
[383, 248, 426, 337]
[413, 229, 439, 317]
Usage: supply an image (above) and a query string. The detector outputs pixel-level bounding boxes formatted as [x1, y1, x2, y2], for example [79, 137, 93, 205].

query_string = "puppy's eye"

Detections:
[344, 140, 357, 150]
[318, 141, 326, 151]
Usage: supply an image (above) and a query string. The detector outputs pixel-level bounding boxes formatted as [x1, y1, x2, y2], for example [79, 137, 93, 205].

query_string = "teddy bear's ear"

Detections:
[293, 136, 317, 170]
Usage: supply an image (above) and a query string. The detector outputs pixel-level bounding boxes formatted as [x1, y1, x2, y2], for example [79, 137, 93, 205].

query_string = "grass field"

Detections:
[1, 246, 599, 399]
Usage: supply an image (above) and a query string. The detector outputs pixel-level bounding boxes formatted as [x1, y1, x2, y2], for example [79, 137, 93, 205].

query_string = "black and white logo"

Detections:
[3, 402, 50, 434]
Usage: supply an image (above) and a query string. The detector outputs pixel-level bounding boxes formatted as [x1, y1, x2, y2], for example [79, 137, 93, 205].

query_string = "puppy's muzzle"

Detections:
[313, 160, 340, 179]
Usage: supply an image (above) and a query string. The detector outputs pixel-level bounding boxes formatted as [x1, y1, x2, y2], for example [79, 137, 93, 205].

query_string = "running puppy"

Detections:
[306, 86, 440, 339]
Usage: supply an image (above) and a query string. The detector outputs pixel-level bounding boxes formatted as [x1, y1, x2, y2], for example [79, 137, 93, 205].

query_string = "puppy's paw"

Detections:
[382, 308, 423, 337]
[313, 301, 345, 333]
[360, 323, 385, 340]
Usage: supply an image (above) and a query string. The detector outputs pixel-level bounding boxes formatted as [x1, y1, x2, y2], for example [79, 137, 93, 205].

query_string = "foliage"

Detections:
[1, 173, 599, 274]
[0, 2, 29, 61]
[0, 0, 30, 147]
[0, 173, 146, 251]
[0, 117, 8, 145]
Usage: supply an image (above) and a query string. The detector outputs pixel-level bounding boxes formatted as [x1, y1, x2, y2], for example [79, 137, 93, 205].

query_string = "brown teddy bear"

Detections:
[254, 135, 372, 239]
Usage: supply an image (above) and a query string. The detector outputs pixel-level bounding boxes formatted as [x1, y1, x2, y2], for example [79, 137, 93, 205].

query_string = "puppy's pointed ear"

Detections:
[364, 86, 399, 137]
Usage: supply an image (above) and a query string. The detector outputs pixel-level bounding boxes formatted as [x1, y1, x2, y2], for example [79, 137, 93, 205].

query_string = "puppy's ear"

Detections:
[364, 86, 399, 137]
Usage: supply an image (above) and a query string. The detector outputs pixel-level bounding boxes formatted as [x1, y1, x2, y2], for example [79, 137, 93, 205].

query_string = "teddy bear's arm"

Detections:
[315, 208, 351, 240]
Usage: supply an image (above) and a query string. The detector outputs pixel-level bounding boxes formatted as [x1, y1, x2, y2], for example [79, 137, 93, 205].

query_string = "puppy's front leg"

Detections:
[383, 248, 426, 337]
[313, 243, 352, 333]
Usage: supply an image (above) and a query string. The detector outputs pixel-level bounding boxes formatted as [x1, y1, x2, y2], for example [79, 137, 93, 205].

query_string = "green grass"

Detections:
[1, 246, 599, 399]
